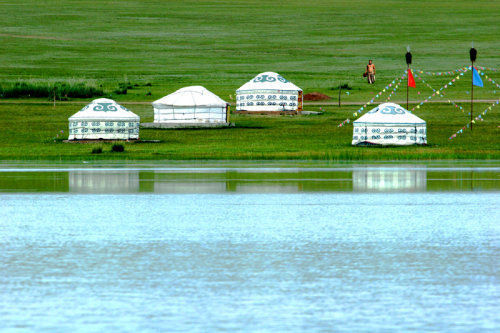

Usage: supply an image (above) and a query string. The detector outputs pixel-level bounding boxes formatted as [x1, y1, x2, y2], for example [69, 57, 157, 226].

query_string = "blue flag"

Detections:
[472, 67, 483, 87]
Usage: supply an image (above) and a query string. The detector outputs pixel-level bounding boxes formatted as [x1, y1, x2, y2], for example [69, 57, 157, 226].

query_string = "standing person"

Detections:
[366, 60, 376, 84]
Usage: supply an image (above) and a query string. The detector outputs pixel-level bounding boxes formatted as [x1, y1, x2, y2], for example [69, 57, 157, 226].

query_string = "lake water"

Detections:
[0, 162, 499, 332]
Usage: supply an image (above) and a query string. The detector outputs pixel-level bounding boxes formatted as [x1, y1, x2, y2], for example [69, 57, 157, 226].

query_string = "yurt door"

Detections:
[297, 91, 303, 113]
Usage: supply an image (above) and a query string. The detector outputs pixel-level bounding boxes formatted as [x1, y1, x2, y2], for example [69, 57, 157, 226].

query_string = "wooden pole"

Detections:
[471, 62, 473, 131]
[469, 46, 477, 131]
[405, 50, 412, 110]
[338, 85, 342, 107]
[406, 65, 409, 110]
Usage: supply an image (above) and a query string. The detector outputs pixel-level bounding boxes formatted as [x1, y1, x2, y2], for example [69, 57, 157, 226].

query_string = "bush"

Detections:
[91, 147, 103, 154]
[114, 82, 134, 95]
[330, 83, 353, 91]
[118, 82, 133, 89]
[111, 144, 125, 152]
[114, 87, 127, 95]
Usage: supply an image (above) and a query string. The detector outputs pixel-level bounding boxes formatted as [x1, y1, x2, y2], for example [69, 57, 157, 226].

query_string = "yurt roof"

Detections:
[152, 86, 228, 108]
[353, 103, 425, 125]
[237, 72, 302, 92]
[69, 98, 139, 121]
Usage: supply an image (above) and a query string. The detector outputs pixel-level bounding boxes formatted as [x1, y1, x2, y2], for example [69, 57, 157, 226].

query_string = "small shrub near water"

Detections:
[111, 144, 125, 152]
[91, 147, 103, 154]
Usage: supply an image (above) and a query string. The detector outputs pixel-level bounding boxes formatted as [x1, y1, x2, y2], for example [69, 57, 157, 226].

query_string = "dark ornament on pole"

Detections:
[470, 46, 477, 132]
[405, 48, 412, 110]
[405, 52, 412, 65]
[469, 48, 477, 62]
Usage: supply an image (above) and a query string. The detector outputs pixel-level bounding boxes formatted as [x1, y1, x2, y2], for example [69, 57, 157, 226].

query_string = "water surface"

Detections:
[0, 162, 498, 193]
[0, 162, 498, 332]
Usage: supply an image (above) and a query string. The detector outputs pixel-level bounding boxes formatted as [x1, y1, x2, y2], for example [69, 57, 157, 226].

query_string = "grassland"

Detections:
[1, 0, 499, 100]
[0, 101, 498, 161]
[0, 0, 499, 161]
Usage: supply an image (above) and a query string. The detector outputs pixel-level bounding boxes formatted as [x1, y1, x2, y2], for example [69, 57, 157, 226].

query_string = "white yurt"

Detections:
[352, 103, 426, 145]
[236, 72, 303, 113]
[152, 86, 229, 124]
[68, 98, 140, 140]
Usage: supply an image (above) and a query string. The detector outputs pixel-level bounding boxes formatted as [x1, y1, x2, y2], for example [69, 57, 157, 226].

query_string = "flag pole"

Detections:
[405, 47, 412, 110]
[470, 46, 477, 132]
[471, 62, 473, 131]
[407, 64, 409, 110]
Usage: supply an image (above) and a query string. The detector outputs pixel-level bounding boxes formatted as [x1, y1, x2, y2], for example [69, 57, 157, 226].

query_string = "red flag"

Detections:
[408, 68, 416, 88]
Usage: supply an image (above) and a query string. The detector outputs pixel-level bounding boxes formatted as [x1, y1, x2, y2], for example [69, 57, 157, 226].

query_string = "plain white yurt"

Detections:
[236, 72, 303, 113]
[152, 86, 229, 124]
[68, 98, 140, 140]
[352, 103, 426, 145]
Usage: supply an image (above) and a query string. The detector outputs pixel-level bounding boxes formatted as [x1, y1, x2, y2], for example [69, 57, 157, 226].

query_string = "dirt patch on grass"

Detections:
[304, 92, 331, 101]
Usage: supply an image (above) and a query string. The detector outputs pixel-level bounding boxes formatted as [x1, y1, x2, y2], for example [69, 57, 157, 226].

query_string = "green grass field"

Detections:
[0, 0, 499, 161]
[0, 101, 498, 161]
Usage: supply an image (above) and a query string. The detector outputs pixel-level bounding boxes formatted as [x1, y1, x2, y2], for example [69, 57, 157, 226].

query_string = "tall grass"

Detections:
[0, 79, 104, 100]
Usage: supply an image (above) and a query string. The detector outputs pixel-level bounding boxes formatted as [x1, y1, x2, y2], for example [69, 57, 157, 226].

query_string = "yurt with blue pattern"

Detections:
[352, 103, 426, 146]
[68, 98, 140, 140]
[236, 72, 303, 113]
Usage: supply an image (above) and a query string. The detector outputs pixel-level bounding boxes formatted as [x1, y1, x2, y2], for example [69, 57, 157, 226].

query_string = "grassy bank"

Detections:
[0, 102, 498, 161]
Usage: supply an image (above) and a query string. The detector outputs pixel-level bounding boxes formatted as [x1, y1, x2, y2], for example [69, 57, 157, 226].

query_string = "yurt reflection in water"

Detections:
[69, 170, 140, 193]
[153, 179, 227, 193]
[352, 167, 426, 192]
[151, 171, 300, 193]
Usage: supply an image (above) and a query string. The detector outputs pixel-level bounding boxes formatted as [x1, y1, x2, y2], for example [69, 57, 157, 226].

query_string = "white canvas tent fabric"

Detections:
[236, 72, 303, 112]
[352, 103, 426, 145]
[152, 86, 228, 123]
[68, 98, 140, 140]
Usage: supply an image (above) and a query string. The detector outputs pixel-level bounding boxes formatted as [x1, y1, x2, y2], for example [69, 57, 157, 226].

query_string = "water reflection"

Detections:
[353, 166, 426, 192]
[69, 171, 140, 193]
[0, 166, 498, 193]
[145, 169, 351, 193]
